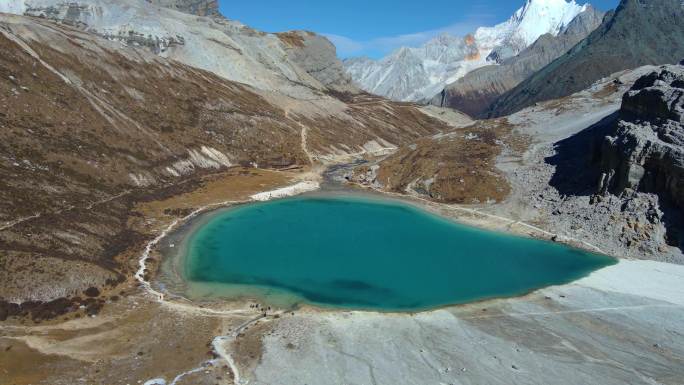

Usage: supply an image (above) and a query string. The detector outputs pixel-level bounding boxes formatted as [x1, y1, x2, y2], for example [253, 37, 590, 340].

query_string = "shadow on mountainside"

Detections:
[544, 112, 619, 197]
[660, 198, 684, 251]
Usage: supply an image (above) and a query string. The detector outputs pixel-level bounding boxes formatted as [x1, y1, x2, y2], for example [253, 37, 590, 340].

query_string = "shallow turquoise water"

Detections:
[184, 196, 615, 311]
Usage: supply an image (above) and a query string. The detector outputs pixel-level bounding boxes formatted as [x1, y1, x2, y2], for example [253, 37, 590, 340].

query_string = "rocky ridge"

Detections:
[431, 6, 604, 118]
[4, 0, 352, 100]
[344, 0, 588, 102]
[486, 0, 684, 118]
[276, 30, 358, 92]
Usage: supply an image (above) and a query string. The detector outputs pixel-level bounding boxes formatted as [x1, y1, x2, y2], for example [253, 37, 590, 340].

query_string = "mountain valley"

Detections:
[1, 0, 683, 384]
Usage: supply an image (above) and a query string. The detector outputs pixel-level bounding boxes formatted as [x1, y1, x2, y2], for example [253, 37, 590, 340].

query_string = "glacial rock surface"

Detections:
[431, 6, 603, 118]
[344, 0, 588, 102]
[487, 0, 684, 118]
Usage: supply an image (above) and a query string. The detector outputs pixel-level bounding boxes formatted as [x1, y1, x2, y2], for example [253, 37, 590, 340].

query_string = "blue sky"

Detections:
[219, 0, 619, 59]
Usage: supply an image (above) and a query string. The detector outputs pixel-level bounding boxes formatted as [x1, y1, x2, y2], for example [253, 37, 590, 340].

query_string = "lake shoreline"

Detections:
[153, 176, 615, 314]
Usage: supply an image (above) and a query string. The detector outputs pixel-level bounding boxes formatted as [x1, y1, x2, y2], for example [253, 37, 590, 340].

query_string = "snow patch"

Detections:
[362, 139, 397, 155]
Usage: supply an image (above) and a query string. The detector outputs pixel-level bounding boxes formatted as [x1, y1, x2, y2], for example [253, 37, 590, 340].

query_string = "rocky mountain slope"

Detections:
[343, 34, 483, 102]
[431, 6, 603, 117]
[486, 0, 684, 118]
[276, 30, 357, 92]
[0, 13, 449, 311]
[1, 0, 354, 100]
[343, 0, 588, 102]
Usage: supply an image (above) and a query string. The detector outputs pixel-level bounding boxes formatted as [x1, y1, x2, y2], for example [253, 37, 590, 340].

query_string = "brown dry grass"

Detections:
[0, 296, 226, 385]
[233, 319, 274, 372]
[276, 32, 305, 47]
[135, 168, 294, 218]
[0, 338, 73, 385]
[370, 120, 515, 204]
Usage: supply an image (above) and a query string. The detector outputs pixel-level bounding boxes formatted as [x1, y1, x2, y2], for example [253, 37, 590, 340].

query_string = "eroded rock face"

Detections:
[598, 65, 684, 218]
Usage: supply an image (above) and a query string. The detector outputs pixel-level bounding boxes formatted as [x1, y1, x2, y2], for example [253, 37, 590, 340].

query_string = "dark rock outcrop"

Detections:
[597, 65, 684, 245]
[432, 6, 603, 118]
[487, 0, 684, 118]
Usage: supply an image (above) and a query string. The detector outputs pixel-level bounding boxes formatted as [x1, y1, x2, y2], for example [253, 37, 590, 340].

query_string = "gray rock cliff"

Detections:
[277, 31, 358, 92]
[597, 65, 684, 243]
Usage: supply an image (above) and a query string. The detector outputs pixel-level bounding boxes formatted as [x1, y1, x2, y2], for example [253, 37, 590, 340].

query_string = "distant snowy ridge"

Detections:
[344, 0, 589, 102]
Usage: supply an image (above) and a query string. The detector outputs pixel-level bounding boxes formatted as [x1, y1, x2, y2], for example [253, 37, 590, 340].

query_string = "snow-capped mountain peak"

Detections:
[499, 0, 587, 46]
[344, 0, 590, 102]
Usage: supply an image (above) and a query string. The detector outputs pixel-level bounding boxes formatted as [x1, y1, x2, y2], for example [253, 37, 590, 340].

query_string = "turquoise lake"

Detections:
[183, 196, 615, 311]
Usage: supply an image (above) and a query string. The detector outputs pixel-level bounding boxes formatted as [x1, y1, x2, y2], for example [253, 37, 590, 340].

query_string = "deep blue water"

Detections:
[184, 196, 615, 311]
